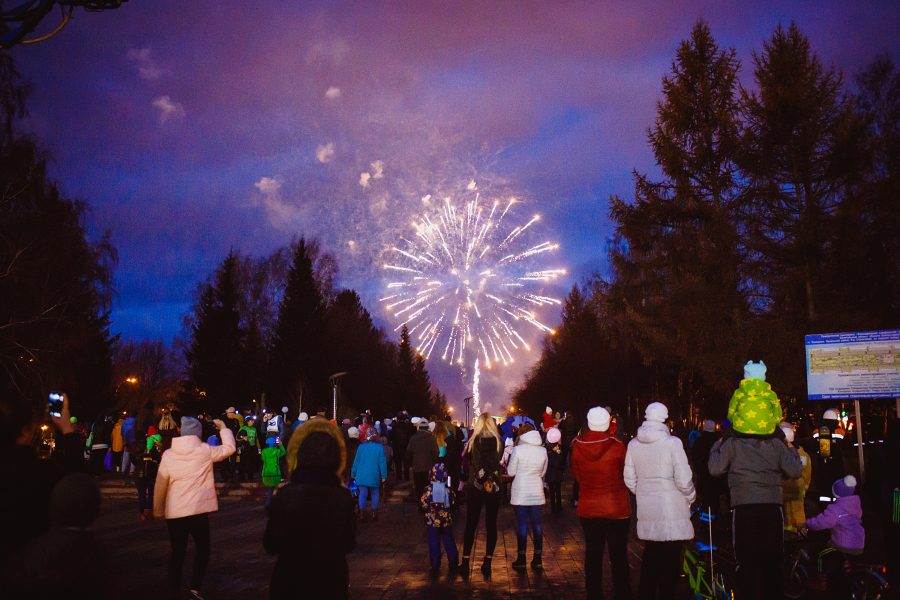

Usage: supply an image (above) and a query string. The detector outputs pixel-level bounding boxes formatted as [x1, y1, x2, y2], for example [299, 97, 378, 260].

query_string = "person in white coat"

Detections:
[154, 416, 235, 600]
[624, 402, 695, 600]
[507, 428, 548, 571]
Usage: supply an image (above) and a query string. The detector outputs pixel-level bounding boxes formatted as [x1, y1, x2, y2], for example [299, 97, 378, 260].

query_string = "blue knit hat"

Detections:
[266, 437, 277, 447]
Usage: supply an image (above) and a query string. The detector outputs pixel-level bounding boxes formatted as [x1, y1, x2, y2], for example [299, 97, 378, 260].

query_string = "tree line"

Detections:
[516, 22, 899, 428]
[182, 240, 447, 418]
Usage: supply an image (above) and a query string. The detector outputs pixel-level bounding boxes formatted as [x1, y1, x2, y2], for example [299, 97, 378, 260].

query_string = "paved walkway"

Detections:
[94, 477, 665, 599]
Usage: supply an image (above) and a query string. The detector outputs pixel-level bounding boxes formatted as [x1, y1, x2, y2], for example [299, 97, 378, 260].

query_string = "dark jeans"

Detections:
[581, 517, 631, 600]
[732, 503, 784, 600]
[463, 485, 501, 557]
[413, 471, 428, 502]
[638, 540, 682, 600]
[238, 447, 259, 481]
[427, 525, 459, 569]
[393, 452, 408, 480]
[135, 476, 155, 512]
[548, 481, 562, 512]
[166, 513, 210, 594]
[513, 505, 544, 555]
[90, 448, 107, 475]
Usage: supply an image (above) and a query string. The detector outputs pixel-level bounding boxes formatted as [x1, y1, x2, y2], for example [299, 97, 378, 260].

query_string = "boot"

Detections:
[481, 556, 493, 576]
[511, 553, 527, 571]
[530, 554, 543, 571]
[459, 556, 470, 576]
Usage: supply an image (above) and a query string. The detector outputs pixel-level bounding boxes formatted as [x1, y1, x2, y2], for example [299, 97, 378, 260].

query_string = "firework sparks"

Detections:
[381, 185, 565, 373]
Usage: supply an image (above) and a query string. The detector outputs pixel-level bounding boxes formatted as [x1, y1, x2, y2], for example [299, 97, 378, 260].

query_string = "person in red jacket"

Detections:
[571, 406, 631, 600]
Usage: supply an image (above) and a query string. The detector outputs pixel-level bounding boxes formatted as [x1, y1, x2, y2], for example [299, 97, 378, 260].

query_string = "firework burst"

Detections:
[381, 184, 565, 376]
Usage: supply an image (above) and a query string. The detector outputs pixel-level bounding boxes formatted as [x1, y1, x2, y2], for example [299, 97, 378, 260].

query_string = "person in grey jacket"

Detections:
[708, 361, 802, 600]
[406, 420, 439, 502]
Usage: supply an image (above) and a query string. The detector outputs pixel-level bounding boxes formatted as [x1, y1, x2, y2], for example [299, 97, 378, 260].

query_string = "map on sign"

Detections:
[805, 330, 900, 400]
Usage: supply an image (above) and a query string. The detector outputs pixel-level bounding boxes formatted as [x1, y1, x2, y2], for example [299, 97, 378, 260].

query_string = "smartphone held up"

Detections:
[48, 392, 64, 418]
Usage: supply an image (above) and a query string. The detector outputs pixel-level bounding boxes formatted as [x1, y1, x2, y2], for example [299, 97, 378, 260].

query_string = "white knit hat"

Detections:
[587, 407, 611, 432]
[645, 402, 668, 423]
[779, 422, 795, 444]
[546, 427, 562, 444]
[411, 416, 421, 425]
[298, 412, 308, 422]
[545, 406, 552, 414]
[347, 427, 359, 439]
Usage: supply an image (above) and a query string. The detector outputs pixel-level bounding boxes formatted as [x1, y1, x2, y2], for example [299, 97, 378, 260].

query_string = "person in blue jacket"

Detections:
[351, 427, 388, 521]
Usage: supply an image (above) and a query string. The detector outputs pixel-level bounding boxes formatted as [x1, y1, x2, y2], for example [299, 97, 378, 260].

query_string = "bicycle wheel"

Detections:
[784, 558, 809, 599]
[848, 569, 889, 600]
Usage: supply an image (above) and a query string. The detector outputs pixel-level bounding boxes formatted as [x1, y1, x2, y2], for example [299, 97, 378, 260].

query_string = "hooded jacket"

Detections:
[624, 421, 695, 541]
[507, 430, 548, 506]
[406, 429, 439, 474]
[351, 440, 388, 488]
[571, 430, 630, 519]
[265, 421, 355, 600]
[153, 427, 235, 519]
[707, 433, 802, 506]
[805, 493, 865, 553]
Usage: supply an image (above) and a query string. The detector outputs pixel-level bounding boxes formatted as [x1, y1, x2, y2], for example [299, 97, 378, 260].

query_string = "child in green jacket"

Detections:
[261, 437, 285, 506]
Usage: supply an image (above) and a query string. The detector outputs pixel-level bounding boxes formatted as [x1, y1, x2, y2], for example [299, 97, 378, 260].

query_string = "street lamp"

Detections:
[463, 396, 473, 429]
[329, 372, 349, 421]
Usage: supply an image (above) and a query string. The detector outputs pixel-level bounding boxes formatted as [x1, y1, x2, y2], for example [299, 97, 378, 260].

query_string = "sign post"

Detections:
[805, 329, 900, 484]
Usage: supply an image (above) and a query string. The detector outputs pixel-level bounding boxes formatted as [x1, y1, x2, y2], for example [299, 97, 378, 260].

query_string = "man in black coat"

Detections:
[389, 413, 413, 481]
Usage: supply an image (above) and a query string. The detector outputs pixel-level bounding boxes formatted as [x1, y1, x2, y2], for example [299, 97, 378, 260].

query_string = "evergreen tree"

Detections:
[0, 53, 115, 427]
[824, 56, 900, 329]
[184, 251, 247, 413]
[270, 238, 327, 412]
[396, 325, 431, 415]
[739, 23, 863, 393]
[608, 22, 748, 413]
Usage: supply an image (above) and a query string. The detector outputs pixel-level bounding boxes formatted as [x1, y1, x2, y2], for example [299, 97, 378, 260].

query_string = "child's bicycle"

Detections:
[682, 508, 736, 599]
[783, 528, 889, 599]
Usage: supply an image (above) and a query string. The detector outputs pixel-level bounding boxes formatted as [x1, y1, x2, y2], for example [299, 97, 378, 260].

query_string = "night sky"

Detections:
[11, 1, 899, 411]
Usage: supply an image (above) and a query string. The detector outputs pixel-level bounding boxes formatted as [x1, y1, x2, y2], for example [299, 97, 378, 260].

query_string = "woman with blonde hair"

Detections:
[460, 412, 503, 577]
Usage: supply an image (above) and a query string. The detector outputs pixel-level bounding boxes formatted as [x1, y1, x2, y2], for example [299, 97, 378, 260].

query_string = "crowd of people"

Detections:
[1, 357, 895, 599]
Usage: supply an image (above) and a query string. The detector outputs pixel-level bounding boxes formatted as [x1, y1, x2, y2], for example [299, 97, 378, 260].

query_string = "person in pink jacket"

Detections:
[154, 416, 235, 600]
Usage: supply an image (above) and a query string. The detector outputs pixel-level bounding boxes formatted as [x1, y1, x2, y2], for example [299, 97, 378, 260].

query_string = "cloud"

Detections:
[151, 95, 185, 124]
[254, 176, 282, 195]
[358, 159, 384, 188]
[253, 176, 299, 229]
[325, 86, 342, 99]
[127, 47, 165, 80]
[316, 142, 335, 163]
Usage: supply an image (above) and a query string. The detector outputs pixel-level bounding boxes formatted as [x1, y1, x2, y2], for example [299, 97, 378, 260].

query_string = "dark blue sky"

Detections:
[11, 1, 899, 411]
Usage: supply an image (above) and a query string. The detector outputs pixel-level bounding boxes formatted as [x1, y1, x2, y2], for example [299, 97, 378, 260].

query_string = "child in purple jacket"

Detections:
[805, 475, 865, 554]
[805, 475, 865, 595]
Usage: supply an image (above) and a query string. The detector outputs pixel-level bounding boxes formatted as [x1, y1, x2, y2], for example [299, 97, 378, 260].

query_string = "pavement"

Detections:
[93, 476, 663, 599]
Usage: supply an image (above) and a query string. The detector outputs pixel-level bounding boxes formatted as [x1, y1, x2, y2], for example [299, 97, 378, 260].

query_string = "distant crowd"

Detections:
[1, 359, 897, 599]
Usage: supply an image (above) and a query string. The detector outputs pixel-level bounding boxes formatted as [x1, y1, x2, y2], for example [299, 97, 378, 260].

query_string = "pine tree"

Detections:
[270, 238, 327, 412]
[184, 252, 246, 413]
[739, 23, 863, 393]
[0, 53, 115, 424]
[608, 21, 748, 411]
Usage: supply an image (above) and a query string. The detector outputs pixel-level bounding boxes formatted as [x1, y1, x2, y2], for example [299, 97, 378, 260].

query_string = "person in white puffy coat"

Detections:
[507, 428, 548, 570]
[624, 402, 695, 600]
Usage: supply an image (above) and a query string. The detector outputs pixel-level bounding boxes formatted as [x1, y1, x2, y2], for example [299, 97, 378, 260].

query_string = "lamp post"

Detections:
[329, 372, 349, 421]
[463, 396, 473, 429]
